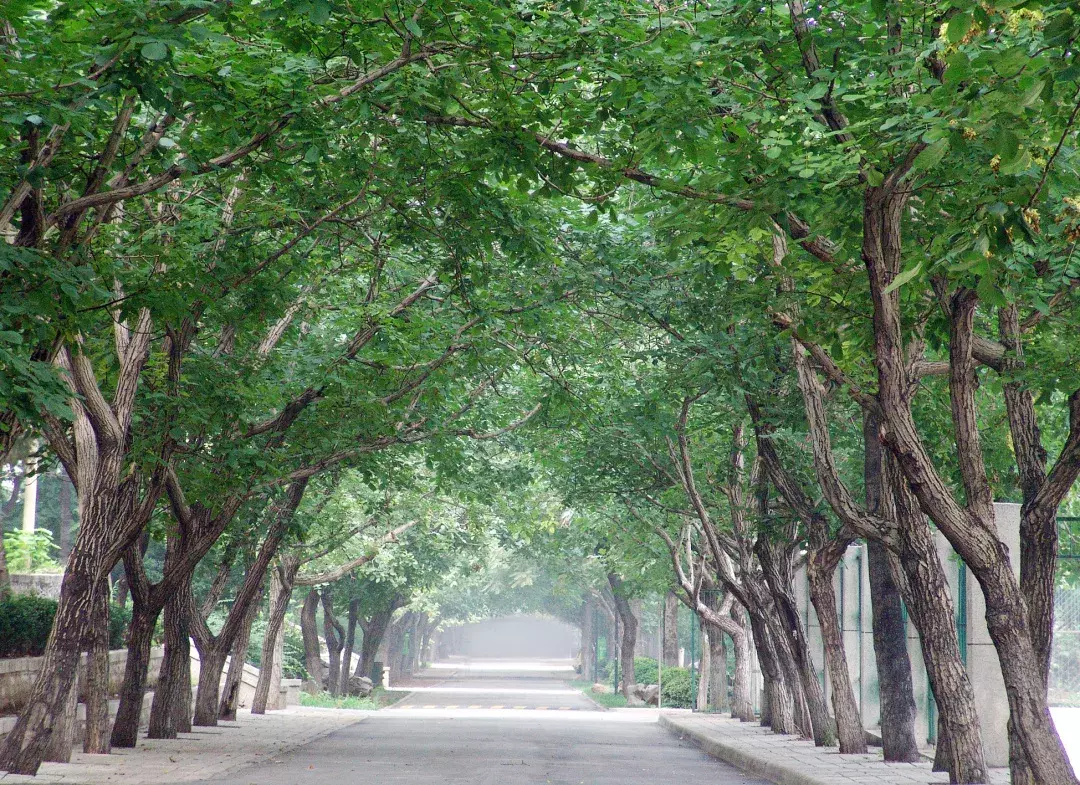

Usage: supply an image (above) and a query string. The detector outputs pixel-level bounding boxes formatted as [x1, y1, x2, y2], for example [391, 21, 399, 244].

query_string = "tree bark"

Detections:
[663, 590, 679, 667]
[357, 596, 400, 681]
[697, 620, 711, 711]
[807, 549, 866, 753]
[110, 603, 156, 747]
[253, 561, 298, 714]
[148, 579, 192, 739]
[340, 598, 360, 694]
[748, 608, 797, 733]
[607, 574, 638, 701]
[300, 589, 323, 688]
[0, 550, 101, 773]
[863, 415, 921, 763]
[321, 588, 344, 695]
[757, 539, 835, 746]
[219, 591, 261, 721]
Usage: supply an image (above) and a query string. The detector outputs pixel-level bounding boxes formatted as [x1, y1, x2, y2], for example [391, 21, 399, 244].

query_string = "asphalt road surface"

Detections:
[209, 660, 769, 785]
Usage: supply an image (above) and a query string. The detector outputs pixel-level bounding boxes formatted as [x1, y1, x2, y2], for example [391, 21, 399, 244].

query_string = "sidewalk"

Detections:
[659, 713, 1010, 785]
[0, 707, 367, 784]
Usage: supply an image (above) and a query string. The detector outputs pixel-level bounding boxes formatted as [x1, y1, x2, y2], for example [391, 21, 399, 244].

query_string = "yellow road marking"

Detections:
[490, 705, 504, 709]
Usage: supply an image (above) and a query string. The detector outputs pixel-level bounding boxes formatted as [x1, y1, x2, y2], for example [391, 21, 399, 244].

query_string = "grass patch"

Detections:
[298, 686, 407, 710]
[569, 679, 629, 709]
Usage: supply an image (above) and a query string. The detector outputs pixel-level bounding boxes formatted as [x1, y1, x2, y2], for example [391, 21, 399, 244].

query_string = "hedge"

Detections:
[0, 595, 131, 658]
[633, 656, 694, 708]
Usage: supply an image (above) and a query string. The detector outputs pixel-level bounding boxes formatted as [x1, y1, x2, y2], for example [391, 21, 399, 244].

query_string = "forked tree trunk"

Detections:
[888, 458, 987, 784]
[358, 602, 396, 681]
[807, 550, 866, 754]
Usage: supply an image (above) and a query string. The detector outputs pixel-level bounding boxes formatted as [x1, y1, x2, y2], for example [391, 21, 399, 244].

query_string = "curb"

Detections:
[658, 714, 826, 785]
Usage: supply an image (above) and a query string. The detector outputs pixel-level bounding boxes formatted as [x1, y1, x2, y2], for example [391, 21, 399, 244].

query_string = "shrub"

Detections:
[0, 595, 131, 658]
[109, 602, 132, 649]
[634, 656, 659, 686]
[629, 657, 694, 707]
[660, 666, 694, 708]
[0, 594, 57, 658]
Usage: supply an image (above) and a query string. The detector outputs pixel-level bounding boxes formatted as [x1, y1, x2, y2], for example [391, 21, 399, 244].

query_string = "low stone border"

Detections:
[659, 713, 1010, 785]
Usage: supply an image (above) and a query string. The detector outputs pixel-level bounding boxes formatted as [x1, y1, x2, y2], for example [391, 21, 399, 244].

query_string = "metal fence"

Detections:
[1052, 518, 1080, 707]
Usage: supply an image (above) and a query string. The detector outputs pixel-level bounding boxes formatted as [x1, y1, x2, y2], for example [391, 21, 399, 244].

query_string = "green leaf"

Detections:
[141, 41, 168, 61]
[865, 168, 884, 187]
[404, 18, 422, 37]
[947, 11, 972, 43]
[883, 261, 923, 294]
[309, 1, 332, 24]
[909, 138, 949, 174]
[304, 145, 321, 163]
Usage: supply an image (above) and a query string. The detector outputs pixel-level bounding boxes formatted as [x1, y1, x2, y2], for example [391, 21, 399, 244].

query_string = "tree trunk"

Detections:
[110, 604, 157, 747]
[724, 604, 754, 721]
[82, 577, 112, 754]
[219, 592, 260, 721]
[300, 589, 323, 688]
[321, 588, 345, 695]
[340, 598, 359, 695]
[358, 602, 395, 681]
[748, 609, 796, 734]
[807, 554, 867, 753]
[757, 542, 835, 746]
[148, 586, 191, 739]
[192, 645, 227, 727]
[608, 576, 639, 701]
[888, 458, 987, 784]
[0, 550, 99, 774]
[253, 564, 296, 714]
[581, 598, 595, 682]
[865, 540, 921, 760]
[708, 624, 728, 711]
[862, 413, 922, 762]
[663, 590, 679, 667]
[43, 680, 78, 764]
[697, 621, 711, 711]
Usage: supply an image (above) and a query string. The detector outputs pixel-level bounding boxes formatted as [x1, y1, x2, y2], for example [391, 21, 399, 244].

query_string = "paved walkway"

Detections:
[660, 713, 1011, 785]
[0, 708, 365, 784]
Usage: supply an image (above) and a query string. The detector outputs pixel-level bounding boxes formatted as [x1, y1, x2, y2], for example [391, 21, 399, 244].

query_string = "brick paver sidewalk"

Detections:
[0, 707, 367, 785]
[660, 713, 1010, 785]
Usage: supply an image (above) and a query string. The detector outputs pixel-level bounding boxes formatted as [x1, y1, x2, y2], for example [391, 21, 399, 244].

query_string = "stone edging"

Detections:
[658, 713, 823, 785]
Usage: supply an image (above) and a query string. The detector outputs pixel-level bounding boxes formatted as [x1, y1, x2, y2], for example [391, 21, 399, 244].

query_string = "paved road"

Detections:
[209, 662, 769, 785]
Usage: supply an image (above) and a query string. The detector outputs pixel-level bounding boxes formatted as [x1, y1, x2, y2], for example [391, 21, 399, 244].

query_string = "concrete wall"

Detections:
[0, 646, 165, 716]
[792, 502, 1020, 766]
[8, 573, 64, 599]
